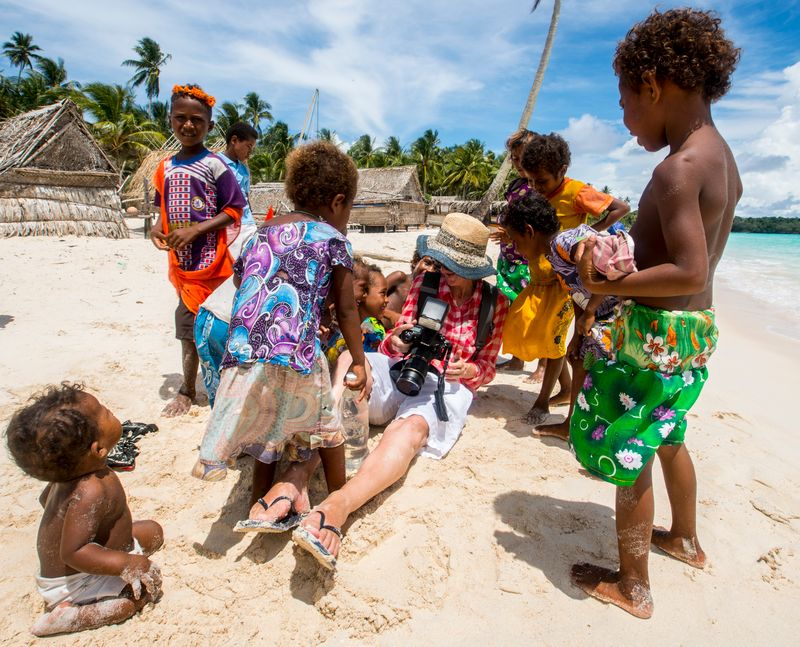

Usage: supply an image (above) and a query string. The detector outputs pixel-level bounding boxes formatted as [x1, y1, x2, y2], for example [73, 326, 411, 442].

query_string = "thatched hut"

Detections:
[0, 100, 128, 238]
[427, 197, 506, 226]
[350, 166, 426, 230]
[249, 182, 291, 222]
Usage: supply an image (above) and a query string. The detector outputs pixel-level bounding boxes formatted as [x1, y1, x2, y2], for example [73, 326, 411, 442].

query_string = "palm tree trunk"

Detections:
[474, 0, 561, 223]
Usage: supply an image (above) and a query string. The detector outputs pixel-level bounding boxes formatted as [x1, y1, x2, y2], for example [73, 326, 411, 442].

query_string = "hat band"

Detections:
[427, 228, 488, 268]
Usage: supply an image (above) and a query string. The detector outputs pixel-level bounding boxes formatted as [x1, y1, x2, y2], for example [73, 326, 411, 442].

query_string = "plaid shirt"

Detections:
[379, 272, 509, 393]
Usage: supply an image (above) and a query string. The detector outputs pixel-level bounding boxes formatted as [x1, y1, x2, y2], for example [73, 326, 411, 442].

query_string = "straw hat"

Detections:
[416, 213, 494, 279]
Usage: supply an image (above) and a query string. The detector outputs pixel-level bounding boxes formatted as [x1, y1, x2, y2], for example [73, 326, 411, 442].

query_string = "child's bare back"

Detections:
[631, 124, 742, 311]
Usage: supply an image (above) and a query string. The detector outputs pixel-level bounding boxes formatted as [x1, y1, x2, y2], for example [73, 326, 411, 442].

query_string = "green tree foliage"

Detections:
[731, 217, 800, 234]
[122, 37, 171, 105]
[3, 32, 41, 81]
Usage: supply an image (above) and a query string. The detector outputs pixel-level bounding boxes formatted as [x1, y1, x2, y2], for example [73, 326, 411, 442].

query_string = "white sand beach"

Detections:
[0, 229, 798, 646]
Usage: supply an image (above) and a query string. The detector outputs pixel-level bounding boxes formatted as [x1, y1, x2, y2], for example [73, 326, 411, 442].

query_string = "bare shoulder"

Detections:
[69, 469, 126, 512]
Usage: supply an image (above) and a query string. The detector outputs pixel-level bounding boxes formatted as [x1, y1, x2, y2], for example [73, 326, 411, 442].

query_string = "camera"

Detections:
[392, 297, 451, 396]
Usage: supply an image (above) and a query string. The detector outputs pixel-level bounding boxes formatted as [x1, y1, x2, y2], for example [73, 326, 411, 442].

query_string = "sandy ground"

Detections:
[0, 228, 798, 646]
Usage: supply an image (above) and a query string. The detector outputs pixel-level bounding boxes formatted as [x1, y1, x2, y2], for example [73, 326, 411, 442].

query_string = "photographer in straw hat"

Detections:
[254, 213, 509, 568]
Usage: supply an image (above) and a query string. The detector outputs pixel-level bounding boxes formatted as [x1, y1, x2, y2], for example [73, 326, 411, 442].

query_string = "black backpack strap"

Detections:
[417, 271, 441, 319]
[471, 281, 497, 360]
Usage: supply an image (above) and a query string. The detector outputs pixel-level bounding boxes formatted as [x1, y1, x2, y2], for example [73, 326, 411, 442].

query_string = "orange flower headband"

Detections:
[171, 84, 216, 108]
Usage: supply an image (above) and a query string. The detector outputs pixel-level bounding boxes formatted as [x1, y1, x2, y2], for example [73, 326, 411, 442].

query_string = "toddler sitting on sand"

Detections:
[5, 384, 163, 636]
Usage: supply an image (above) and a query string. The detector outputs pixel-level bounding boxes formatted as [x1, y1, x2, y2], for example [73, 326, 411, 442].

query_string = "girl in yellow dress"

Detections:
[503, 132, 629, 424]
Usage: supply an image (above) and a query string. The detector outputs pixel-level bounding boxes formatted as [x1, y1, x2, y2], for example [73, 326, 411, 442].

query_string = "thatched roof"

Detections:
[355, 165, 425, 204]
[0, 99, 117, 182]
[250, 182, 292, 218]
[0, 100, 128, 238]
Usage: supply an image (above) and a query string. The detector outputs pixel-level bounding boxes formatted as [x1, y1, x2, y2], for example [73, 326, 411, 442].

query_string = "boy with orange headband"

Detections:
[150, 84, 245, 417]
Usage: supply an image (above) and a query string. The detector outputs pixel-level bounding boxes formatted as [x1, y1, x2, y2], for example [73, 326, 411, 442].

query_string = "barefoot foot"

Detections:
[548, 389, 571, 407]
[533, 419, 570, 441]
[523, 367, 545, 384]
[525, 405, 550, 425]
[161, 393, 193, 417]
[570, 563, 653, 619]
[297, 497, 349, 560]
[651, 526, 706, 569]
[248, 480, 311, 523]
[498, 357, 525, 371]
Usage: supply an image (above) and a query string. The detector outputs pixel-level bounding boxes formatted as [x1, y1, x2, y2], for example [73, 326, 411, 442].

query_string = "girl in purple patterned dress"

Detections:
[192, 142, 368, 531]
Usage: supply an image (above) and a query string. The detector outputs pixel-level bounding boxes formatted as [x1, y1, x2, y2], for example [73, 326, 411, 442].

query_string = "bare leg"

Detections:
[534, 358, 583, 441]
[549, 357, 571, 405]
[31, 593, 149, 637]
[571, 459, 655, 619]
[297, 415, 429, 558]
[132, 520, 164, 555]
[162, 340, 198, 417]
[523, 358, 545, 384]
[250, 461, 277, 507]
[319, 444, 346, 492]
[651, 444, 706, 568]
[525, 356, 566, 424]
[247, 456, 318, 522]
[498, 355, 525, 371]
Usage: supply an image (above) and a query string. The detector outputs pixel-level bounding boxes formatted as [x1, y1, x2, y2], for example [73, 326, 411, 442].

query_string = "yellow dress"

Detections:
[502, 178, 611, 360]
[502, 253, 572, 360]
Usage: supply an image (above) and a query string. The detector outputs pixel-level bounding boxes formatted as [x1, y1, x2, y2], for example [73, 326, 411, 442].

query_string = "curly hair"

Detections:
[505, 128, 535, 151]
[285, 141, 358, 209]
[614, 8, 740, 102]
[170, 83, 215, 116]
[503, 192, 559, 237]
[5, 383, 99, 483]
[520, 132, 571, 177]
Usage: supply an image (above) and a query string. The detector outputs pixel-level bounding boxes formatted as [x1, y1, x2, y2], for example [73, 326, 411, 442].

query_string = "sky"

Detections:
[2, 0, 799, 217]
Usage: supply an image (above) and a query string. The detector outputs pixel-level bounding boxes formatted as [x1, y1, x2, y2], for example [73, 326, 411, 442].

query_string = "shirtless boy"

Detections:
[6, 384, 163, 636]
[567, 8, 741, 618]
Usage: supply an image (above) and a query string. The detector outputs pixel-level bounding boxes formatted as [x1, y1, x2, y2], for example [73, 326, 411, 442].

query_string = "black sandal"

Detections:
[233, 495, 303, 534]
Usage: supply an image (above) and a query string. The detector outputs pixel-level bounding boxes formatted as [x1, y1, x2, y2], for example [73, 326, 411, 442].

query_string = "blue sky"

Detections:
[2, 0, 799, 216]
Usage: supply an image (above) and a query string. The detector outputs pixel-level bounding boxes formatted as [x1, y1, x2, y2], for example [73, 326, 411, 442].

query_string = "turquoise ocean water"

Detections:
[716, 233, 800, 328]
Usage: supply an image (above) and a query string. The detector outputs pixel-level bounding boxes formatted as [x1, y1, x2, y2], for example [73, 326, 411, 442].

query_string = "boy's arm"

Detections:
[165, 212, 235, 251]
[592, 197, 630, 231]
[59, 480, 151, 577]
[579, 159, 708, 297]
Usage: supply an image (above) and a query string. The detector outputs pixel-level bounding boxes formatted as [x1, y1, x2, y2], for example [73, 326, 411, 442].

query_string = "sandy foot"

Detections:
[651, 526, 707, 569]
[533, 420, 570, 441]
[570, 563, 653, 619]
[161, 393, 193, 417]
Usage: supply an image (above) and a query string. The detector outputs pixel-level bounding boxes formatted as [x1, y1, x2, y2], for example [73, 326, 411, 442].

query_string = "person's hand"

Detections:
[389, 320, 415, 355]
[576, 310, 596, 337]
[567, 332, 583, 364]
[445, 357, 476, 382]
[489, 226, 511, 246]
[165, 226, 199, 250]
[344, 363, 370, 402]
[149, 228, 169, 251]
[577, 236, 605, 289]
[120, 555, 162, 600]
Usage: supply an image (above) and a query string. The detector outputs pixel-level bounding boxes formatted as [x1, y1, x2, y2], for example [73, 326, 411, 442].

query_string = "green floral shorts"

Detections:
[569, 301, 718, 487]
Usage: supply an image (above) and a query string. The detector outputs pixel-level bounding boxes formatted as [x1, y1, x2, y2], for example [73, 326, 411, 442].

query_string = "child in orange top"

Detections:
[150, 84, 245, 417]
[503, 133, 629, 425]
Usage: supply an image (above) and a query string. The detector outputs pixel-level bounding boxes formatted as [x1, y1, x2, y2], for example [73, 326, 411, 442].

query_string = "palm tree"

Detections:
[383, 136, 406, 166]
[3, 32, 42, 81]
[443, 139, 493, 198]
[317, 128, 336, 142]
[348, 134, 383, 168]
[35, 57, 69, 88]
[474, 0, 561, 221]
[75, 82, 164, 165]
[411, 129, 441, 195]
[242, 91, 273, 133]
[122, 37, 171, 106]
[149, 100, 171, 136]
[215, 101, 245, 135]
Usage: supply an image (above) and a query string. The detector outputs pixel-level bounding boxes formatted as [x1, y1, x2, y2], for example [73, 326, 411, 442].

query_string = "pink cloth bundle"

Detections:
[592, 230, 637, 280]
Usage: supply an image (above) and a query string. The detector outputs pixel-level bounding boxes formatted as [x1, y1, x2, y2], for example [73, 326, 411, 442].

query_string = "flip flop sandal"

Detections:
[291, 510, 342, 571]
[107, 438, 137, 472]
[233, 496, 303, 534]
[121, 421, 159, 441]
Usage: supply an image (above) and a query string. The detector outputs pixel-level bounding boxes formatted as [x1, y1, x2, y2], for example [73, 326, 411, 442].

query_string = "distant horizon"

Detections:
[2, 0, 799, 218]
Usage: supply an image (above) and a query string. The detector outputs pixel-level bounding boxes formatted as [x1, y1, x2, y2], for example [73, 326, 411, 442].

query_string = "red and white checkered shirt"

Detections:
[378, 272, 509, 393]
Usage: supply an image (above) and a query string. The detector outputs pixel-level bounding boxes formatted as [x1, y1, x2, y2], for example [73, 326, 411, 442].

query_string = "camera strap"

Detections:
[433, 346, 451, 422]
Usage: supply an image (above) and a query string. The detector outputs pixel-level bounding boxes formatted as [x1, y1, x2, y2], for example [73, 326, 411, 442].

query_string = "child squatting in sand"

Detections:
[6, 385, 163, 636]
[567, 7, 741, 619]
[150, 84, 245, 417]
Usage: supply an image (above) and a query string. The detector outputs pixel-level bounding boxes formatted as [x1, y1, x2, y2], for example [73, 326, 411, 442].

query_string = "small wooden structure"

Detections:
[0, 100, 128, 238]
[427, 196, 506, 226]
[350, 166, 426, 231]
[250, 165, 428, 231]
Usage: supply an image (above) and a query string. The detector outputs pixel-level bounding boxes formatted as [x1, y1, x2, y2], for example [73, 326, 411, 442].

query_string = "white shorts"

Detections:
[36, 539, 143, 609]
[366, 352, 473, 459]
